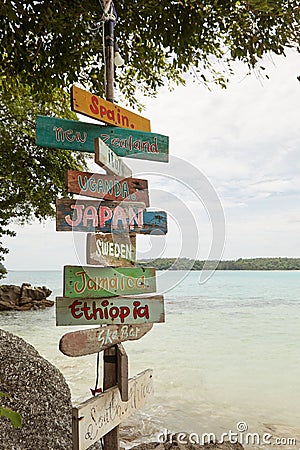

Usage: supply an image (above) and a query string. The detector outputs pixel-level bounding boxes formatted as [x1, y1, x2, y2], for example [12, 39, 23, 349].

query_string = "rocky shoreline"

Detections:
[0, 283, 54, 311]
[0, 329, 244, 450]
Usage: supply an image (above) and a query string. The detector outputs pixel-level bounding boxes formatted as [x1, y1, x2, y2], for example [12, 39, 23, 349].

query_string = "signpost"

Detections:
[94, 137, 132, 178]
[86, 233, 136, 267]
[36, 115, 169, 162]
[72, 369, 153, 450]
[33, 4, 171, 447]
[59, 323, 153, 357]
[66, 170, 150, 206]
[71, 85, 151, 132]
[56, 198, 168, 234]
[56, 295, 165, 326]
[63, 265, 156, 298]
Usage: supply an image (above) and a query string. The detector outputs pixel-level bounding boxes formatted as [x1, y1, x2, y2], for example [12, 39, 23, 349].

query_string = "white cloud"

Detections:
[3, 50, 300, 269]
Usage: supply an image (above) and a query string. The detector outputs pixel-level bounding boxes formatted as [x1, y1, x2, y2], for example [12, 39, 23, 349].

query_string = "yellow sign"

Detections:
[71, 86, 151, 132]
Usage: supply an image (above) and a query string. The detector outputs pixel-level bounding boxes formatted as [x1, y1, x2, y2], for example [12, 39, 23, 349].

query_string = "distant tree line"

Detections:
[137, 258, 300, 271]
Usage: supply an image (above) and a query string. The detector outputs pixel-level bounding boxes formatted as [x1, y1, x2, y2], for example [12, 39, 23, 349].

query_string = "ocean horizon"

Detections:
[1, 269, 299, 448]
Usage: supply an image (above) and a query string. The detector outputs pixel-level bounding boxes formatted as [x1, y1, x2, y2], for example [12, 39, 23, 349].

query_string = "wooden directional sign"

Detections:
[35, 116, 169, 162]
[86, 233, 136, 267]
[94, 138, 132, 178]
[56, 295, 165, 326]
[56, 199, 168, 235]
[71, 85, 151, 132]
[59, 323, 153, 357]
[63, 265, 156, 298]
[72, 369, 153, 450]
[67, 170, 150, 206]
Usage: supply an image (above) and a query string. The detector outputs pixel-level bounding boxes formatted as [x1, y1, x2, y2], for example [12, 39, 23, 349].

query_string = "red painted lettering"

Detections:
[99, 206, 113, 227]
[69, 300, 83, 319]
[90, 95, 99, 115]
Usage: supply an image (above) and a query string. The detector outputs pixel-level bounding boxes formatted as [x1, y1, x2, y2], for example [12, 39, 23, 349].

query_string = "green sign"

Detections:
[63, 265, 156, 298]
[36, 115, 169, 162]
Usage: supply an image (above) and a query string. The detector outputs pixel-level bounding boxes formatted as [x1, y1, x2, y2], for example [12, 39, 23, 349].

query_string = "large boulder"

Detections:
[0, 329, 72, 449]
[0, 283, 53, 311]
[0, 329, 104, 450]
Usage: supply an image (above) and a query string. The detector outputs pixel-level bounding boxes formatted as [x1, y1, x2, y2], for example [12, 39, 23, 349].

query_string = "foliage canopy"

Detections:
[0, 1, 299, 271]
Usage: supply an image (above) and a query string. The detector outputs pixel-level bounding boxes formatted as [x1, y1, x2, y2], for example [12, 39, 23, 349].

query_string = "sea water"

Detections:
[1, 270, 300, 448]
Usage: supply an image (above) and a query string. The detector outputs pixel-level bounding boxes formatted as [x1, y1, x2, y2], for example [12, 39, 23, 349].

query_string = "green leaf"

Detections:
[0, 406, 22, 429]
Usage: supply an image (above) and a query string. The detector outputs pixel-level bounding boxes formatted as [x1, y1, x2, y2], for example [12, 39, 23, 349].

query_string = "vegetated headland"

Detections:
[137, 257, 300, 271]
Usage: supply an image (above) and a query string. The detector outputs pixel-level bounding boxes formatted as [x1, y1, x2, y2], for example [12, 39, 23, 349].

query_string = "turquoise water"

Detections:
[1, 270, 300, 448]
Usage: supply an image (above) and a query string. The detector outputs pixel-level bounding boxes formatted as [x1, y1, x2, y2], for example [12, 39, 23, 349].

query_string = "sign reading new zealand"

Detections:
[36, 115, 169, 161]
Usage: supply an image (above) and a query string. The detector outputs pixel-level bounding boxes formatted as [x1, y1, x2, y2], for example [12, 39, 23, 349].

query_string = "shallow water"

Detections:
[1, 270, 300, 448]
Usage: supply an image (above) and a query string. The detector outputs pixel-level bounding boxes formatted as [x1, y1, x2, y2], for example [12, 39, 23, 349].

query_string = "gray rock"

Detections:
[0, 283, 53, 311]
[0, 330, 105, 450]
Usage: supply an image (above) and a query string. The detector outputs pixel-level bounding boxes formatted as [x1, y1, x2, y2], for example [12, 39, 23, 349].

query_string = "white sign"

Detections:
[94, 138, 132, 178]
[72, 369, 153, 450]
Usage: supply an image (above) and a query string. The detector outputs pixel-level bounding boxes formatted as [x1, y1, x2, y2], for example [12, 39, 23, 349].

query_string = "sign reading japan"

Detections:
[36, 115, 169, 162]
[56, 199, 168, 235]
[56, 295, 165, 326]
[71, 85, 151, 132]
[67, 170, 150, 206]
[63, 265, 156, 298]
[72, 369, 153, 450]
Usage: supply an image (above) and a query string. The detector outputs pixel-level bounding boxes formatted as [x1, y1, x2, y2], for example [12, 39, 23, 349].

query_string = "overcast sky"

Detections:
[3, 50, 300, 270]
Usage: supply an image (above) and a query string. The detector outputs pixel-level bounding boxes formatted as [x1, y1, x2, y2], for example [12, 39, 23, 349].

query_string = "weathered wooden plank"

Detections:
[67, 170, 149, 206]
[86, 233, 136, 267]
[71, 86, 151, 132]
[59, 323, 153, 357]
[94, 138, 132, 178]
[117, 344, 128, 402]
[103, 346, 119, 450]
[56, 199, 168, 235]
[63, 265, 156, 298]
[55, 295, 165, 326]
[72, 369, 153, 450]
[35, 115, 169, 162]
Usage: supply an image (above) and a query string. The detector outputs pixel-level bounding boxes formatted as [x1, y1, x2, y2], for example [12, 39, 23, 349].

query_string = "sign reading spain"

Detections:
[71, 86, 151, 132]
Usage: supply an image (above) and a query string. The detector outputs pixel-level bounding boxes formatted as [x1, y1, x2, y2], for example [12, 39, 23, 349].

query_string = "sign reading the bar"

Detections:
[59, 323, 153, 357]
[56, 295, 164, 326]
[36, 116, 169, 162]
[86, 233, 136, 267]
[72, 369, 153, 450]
[94, 138, 132, 178]
[56, 199, 168, 235]
[67, 170, 149, 206]
[63, 265, 156, 298]
[71, 86, 151, 132]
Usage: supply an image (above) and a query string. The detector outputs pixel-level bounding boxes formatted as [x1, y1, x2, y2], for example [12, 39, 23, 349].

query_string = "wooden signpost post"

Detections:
[35, 4, 170, 447]
[36, 115, 169, 162]
[66, 170, 150, 206]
